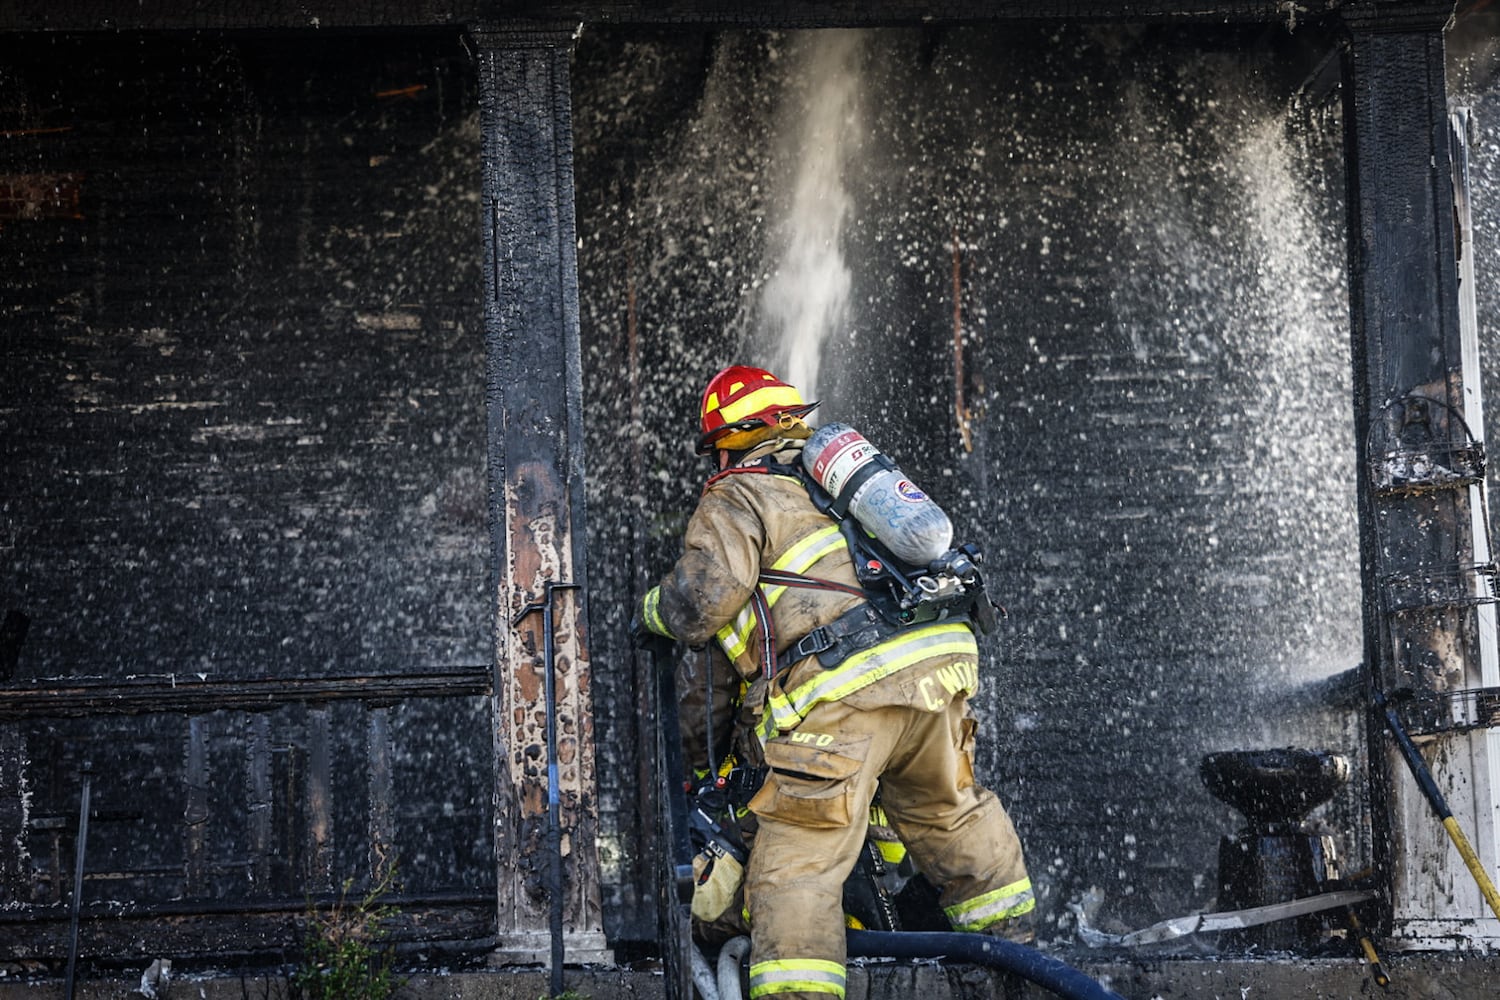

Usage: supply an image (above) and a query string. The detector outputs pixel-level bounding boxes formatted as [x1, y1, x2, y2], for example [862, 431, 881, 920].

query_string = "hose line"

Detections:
[847, 930, 1126, 1000]
[709, 929, 1126, 1000]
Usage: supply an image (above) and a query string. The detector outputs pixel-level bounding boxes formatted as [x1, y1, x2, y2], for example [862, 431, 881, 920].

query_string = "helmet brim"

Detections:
[695, 401, 819, 455]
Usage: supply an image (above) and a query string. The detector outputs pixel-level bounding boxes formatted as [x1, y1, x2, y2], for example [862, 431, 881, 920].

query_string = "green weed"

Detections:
[292, 869, 403, 1000]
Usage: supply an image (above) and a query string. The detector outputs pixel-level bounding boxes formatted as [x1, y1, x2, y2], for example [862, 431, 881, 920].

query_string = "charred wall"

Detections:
[0, 33, 494, 954]
[2, 10, 1498, 966]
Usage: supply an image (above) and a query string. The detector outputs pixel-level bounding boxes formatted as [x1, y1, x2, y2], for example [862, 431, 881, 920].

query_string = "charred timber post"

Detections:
[1338, 0, 1498, 944]
[471, 21, 612, 967]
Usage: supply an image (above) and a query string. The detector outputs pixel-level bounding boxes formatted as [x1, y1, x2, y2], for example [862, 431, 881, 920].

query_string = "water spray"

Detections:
[760, 30, 865, 404]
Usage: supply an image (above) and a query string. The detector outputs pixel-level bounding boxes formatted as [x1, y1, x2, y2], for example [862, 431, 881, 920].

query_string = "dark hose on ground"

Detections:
[847, 930, 1127, 1000]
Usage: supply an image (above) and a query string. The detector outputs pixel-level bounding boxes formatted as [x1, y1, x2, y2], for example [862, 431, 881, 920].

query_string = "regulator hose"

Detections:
[847, 930, 1126, 1000]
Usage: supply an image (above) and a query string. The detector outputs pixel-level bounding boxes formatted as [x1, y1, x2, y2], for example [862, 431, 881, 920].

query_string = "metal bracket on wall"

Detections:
[1368, 388, 1499, 729]
[1392, 685, 1500, 738]
[1368, 391, 1497, 613]
[1370, 394, 1486, 497]
[1380, 562, 1500, 615]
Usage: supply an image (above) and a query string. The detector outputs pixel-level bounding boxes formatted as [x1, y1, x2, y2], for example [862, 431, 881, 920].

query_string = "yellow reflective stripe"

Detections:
[868, 804, 906, 862]
[717, 603, 758, 661]
[749, 959, 846, 998]
[758, 623, 977, 740]
[763, 525, 845, 599]
[642, 587, 674, 639]
[944, 878, 1036, 931]
[769, 525, 844, 573]
[716, 525, 847, 663]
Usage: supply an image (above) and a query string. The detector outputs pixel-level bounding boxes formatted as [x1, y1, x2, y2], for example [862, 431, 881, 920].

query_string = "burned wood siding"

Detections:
[0, 34, 495, 953]
[2, 35, 485, 678]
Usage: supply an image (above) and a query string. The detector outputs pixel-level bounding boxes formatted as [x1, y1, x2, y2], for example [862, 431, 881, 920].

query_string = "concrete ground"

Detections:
[5, 950, 1499, 1000]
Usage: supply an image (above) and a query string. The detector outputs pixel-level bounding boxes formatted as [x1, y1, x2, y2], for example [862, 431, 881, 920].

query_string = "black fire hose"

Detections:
[847, 930, 1126, 1000]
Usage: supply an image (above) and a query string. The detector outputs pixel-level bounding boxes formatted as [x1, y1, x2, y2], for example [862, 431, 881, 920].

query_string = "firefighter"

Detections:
[632, 365, 1034, 1000]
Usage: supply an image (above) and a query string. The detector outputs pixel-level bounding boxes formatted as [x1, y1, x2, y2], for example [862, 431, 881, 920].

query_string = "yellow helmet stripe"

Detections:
[716, 383, 805, 424]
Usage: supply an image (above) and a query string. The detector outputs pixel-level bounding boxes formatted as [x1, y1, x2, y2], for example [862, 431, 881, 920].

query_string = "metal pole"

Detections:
[65, 761, 92, 1000]
[703, 646, 715, 778]
[513, 581, 577, 997]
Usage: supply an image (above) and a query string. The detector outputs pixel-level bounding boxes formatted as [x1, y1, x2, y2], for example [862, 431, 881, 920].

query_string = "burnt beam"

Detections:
[0, 669, 490, 719]
[472, 22, 611, 967]
[0, 894, 495, 961]
[0, 2, 1347, 33]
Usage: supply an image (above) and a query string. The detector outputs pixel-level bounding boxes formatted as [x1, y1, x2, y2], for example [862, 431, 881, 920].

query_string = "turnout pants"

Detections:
[744, 693, 1032, 999]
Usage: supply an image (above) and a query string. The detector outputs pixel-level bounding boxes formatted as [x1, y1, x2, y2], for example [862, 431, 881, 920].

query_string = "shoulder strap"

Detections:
[758, 567, 867, 599]
[702, 455, 805, 495]
[702, 464, 768, 495]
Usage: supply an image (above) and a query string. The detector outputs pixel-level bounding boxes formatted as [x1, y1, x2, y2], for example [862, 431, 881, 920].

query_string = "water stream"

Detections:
[758, 30, 863, 402]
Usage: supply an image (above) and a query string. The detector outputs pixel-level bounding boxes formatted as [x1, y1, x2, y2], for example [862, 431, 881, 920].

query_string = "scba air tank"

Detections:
[803, 422, 953, 567]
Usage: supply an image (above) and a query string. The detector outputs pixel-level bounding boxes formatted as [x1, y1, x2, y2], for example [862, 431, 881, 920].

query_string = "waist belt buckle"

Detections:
[794, 625, 835, 662]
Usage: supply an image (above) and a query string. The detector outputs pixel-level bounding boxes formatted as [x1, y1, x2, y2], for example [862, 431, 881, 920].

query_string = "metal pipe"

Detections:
[703, 646, 715, 777]
[64, 762, 92, 1000]
[513, 581, 578, 998]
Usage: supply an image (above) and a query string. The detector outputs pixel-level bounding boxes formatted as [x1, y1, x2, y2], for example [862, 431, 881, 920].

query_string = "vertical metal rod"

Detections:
[64, 761, 92, 1000]
[651, 642, 697, 1000]
[626, 247, 658, 927]
[513, 580, 577, 997]
[703, 646, 715, 778]
[541, 589, 564, 997]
